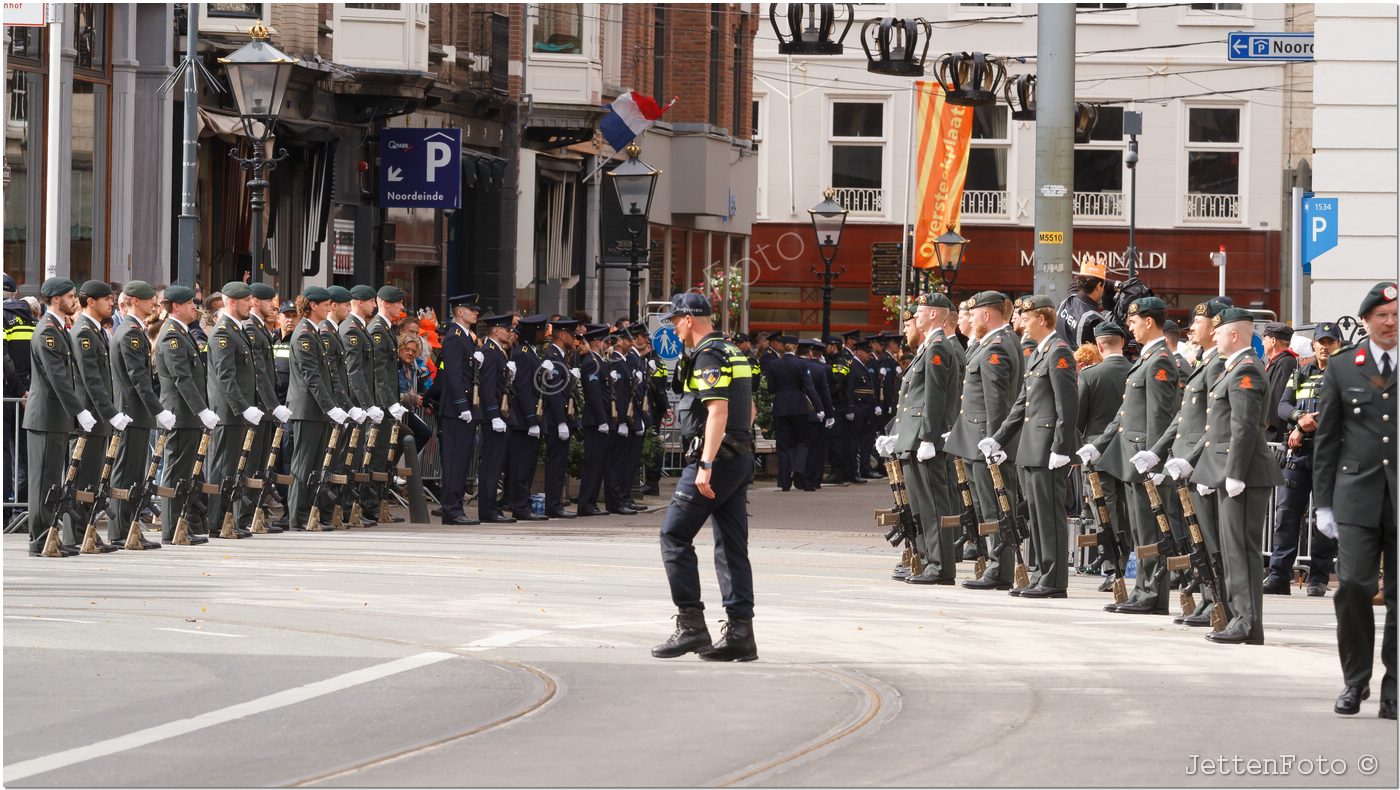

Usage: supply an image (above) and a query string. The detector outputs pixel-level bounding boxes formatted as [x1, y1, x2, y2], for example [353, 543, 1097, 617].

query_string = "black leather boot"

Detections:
[698, 618, 758, 662]
[651, 608, 712, 658]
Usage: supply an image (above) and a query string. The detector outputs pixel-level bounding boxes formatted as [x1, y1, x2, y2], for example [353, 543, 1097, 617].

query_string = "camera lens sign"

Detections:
[379, 128, 462, 208]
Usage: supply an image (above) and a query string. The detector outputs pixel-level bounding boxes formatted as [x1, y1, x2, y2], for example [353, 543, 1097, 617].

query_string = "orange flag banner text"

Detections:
[912, 81, 975, 269]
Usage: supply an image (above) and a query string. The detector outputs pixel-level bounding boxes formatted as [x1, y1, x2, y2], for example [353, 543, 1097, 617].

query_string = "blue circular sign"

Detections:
[652, 325, 683, 361]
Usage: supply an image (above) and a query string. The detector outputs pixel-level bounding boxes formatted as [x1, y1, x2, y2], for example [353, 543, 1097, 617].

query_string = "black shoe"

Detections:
[29, 548, 75, 557]
[1205, 624, 1263, 644]
[270, 519, 289, 531]
[698, 618, 758, 662]
[1335, 686, 1370, 715]
[607, 507, 639, 516]
[626, 501, 651, 513]
[1181, 611, 1213, 627]
[576, 507, 603, 517]
[1307, 581, 1329, 597]
[381, 514, 406, 523]
[906, 569, 943, 585]
[1112, 601, 1168, 615]
[847, 477, 867, 485]
[1379, 699, 1396, 720]
[651, 609, 712, 658]
[260, 523, 286, 534]
[891, 565, 911, 581]
[1019, 586, 1067, 599]
[962, 578, 1012, 590]
[138, 537, 162, 549]
[162, 535, 209, 546]
[359, 518, 377, 527]
[1008, 586, 1027, 597]
[430, 508, 443, 517]
[441, 515, 479, 526]
[290, 524, 306, 531]
[1261, 575, 1291, 595]
[545, 510, 577, 519]
[642, 485, 661, 497]
[483, 514, 516, 524]
[1097, 574, 1119, 593]
[513, 512, 549, 522]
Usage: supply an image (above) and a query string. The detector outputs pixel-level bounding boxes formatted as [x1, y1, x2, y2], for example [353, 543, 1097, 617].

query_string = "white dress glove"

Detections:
[1048, 452, 1071, 470]
[327, 407, 349, 425]
[873, 435, 893, 457]
[473, 351, 484, 364]
[1196, 483, 1216, 496]
[598, 424, 610, 434]
[1149, 473, 1165, 486]
[388, 403, 408, 421]
[1077, 443, 1101, 466]
[1130, 450, 1160, 475]
[1225, 477, 1246, 498]
[917, 441, 937, 462]
[242, 406, 264, 426]
[459, 411, 473, 423]
[109, 412, 133, 431]
[273, 405, 292, 423]
[198, 409, 220, 431]
[1164, 457, 1193, 480]
[491, 417, 507, 433]
[618, 424, 630, 437]
[610, 370, 621, 382]
[506, 361, 517, 375]
[348, 407, 367, 424]
[527, 425, 540, 438]
[977, 437, 1001, 459]
[366, 406, 384, 424]
[541, 360, 556, 373]
[845, 413, 854, 422]
[558, 423, 570, 441]
[570, 367, 581, 380]
[156, 410, 177, 431]
[825, 417, 835, 429]
[76, 409, 96, 433]
[816, 411, 825, 420]
[634, 370, 644, 383]
[874, 406, 883, 416]
[1316, 507, 1338, 539]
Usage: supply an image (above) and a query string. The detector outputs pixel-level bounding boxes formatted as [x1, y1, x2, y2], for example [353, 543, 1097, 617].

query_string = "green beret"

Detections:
[1212, 307, 1254, 328]
[221, 281, 252, 300]
[79, 280, 113, 298]
[349, 284, 378, 301]
[927, 293, 954, 310]
[970, 290, 1008, 309]
[1192, 299, 1227, 320]
[377, 285, 406, 303]
[1359, 281, 1398, 317]
[1022, 294, 1054, 311]
[122, 280, 157, 300]
[40, 277, 75, 299]
[249, 282, 278, 300]
[302, 286, 331, 302]
[165, 285, 196, 304]
[1093, 321, 1126, 339]
[1126, 296, 1167, 315]
[327, 285, 352, 304]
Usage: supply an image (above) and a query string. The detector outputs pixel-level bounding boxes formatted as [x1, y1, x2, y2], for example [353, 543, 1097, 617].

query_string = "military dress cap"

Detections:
[479, 313, 513, 328]
[841, 328, 862, 339]
[664, 292, 712, 319]
[122, 280, 157, 299]
[513, 314, 548, 335]
[1314, 321, 1342, 342]
[1163, 320, 1181, 335]
[1261, 321, 1293, 341]
[377, 285, 406, 303]
[1093, 321, 1126, 339]
[164, 284, 196, 304]
[448, 293, 481, 309]
[854, 339, 873, 351]
[825, 336, 842, 345]
[1212, 306, 1254, 327]
[40, 277, 76, 299]
[970, 290, 1008, 309]
[1012, 296, 1030, 312]
[249, 282, 278, 300]
[346, 284, 375, 301]
[326, 285, 352, 303]
[550, 318, 579, 333]
[960, 297, 976, 311]
[1359, 281, 1398, 317]
[2, 273, 15, 292]
[279, 299, 297, 314]
[583, 323, 611, 340]
[1126, 296, 1166, 315]
[1193, 299, 1227, 320]
[302, 285, 331, 302]
[1022, 294, 1055, 311]
[79, 280, 113, 298]
[221, 281, 252, 300]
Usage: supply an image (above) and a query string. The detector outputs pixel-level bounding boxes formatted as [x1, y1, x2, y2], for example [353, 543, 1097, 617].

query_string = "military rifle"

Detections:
[346, 424, 378, 528]
[1174, 481, 1228, 631]
[984, 460, 1030, 590]
[75, 434, 123, 553]
[943, 457, 992, 578]
[330, 425, 362, 529]
[1135, 476, 1195, 615]
[1074, 467, 1130, 604]
[166, 431, 216, 545]
[876, 457, 923, 577]
[249, 423, 292, 534]
[113, 431, 169, 549]
[375, 418, 413, 523]
[306, 424, 344, 531]
[38, 435, 89, 557]
[214, 426, 257, 539]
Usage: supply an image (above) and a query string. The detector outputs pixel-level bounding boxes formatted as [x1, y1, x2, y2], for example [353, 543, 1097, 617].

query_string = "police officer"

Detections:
[155, 285, 221, 544]
[824, 335, 852, 483]
[541, 318, 579, 518]
[438, 293, 482, 525]
[368, 286, 409, 523]
[651, 293, 758, 662]
[69, 280, 127, 551]
[287, 287, 349, 531]
[204, 281, 263, 539]
[1056, 259, 1109, 347]
[4, 273, 35, 508]
[109, 281, 165, 549]
[476, 313, 515, 523]
[576, 323, 614, 516]
[343, 285, 384, 522]
[504, 314, 547, 521]
[248, 282, 291, 532]
[1313, 282, 1397, 718]
[1079, 297, 1180, 614]
[1264, 322, 1342, 597]
[843, 340, 878, 484]
[624, 324, 652, 510]
[1262, 322, 1299, 443]
[605, 328, 639, 514]
[642, 333, 670, 498]
[983, 294, 1078, 597]
[800, 338, 835, 492]
[765, 333, 820, 491]
[1077, 321, 1134, 590]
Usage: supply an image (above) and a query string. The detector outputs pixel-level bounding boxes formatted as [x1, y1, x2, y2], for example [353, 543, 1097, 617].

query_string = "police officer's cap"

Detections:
[164, 284, 196, 304]
[122, 280, 157, 300]
[448, 293, 481, 310]
[797, 338, 823, 351]
[630, 323, 651, 339]
[825, 335, 842, 345]
[327, 285, 352, 304]
[3, 273, 16, 293]
[302, 285, 332, 303]
[1192, 299, 1227, 320]
[349, 284, 377, 301]
[1212, 307, 1253, 328]
[551, 318, 579, 333]
[479, 314, 512, 328]
[854, 339, 873, 351]
[249, 282, 278, 300]
[772, 334, 794, 345]
[841, 328, 862, 339]
[1314, 322, 1342, 342]
[279, 299, 297, 314]
[79, 280, 113, 298]
[583, 323, 610, 341]
[513, 314, 548, 336]
[222, 281, 252, 300]
[377, 285, 406, 303]
[1021, 294, 1054, 311]
[664, 292, 712, 320]
[1093, 321, 1126, 339]
[1359, 281, 1398, 317]
[970, 290, 1008, 309]
[1126, 296, 1167, 315]
[732, 332, 750, 343]
[40, 277, 76, 299]
[1261, 321, 1293, 341]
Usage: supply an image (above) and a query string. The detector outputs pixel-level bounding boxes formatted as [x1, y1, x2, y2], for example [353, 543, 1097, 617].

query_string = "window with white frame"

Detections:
[1073, 105, 1125, 220]
[1184, 105, 1242, 221]
[601, 3, 622, 90]
[200, 2, 271, 34]
[1190, 2, 1244, 10]
[963, 104, 1010, 217]
[533, 3, 584, 55]
[829, 100, 885, 215]
[753, 97, 767, 218]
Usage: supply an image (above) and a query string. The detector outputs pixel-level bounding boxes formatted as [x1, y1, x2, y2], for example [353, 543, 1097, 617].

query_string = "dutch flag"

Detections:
[599, 91, 674, 151]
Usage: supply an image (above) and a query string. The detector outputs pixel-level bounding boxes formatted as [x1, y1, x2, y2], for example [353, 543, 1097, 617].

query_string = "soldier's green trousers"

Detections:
[160, 428, 204, 541]
[1023, 465, 1069, 590]
[288, 420, 330, 529]
[1217, 486, 1269, 641]
[905, 454, 956, 580]
[109, 427, 151, 542]
[968, 458, 1022, 584]
[26, 430, 67, 553]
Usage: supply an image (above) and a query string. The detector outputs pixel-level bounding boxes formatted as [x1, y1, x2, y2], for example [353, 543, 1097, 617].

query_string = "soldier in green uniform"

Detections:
[1079, 296, 1180, 614]
[109, 281, 165, 548]
[1181, 307, 1283, 645]
[1076, 322, 1133, 589]
[1313, 282, 1397, 718]
[369, 286, 409, 521]
[323, 286, 368, 524]
[155, 286, 220, 545]
[68, 280, 127, 551]
[983, 294, 1078, 597]
[341, 284, 383, 524]
[247, 282, 291, 532]
[885, 305, 930, 579]
[288, 287, 349, 531]
[205, 282, 262, 539]
[25, 278, 94, 556]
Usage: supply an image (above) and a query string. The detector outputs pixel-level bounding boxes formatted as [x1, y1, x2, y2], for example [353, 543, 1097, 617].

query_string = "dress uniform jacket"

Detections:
[207, 315, 257, 426]
[439, 322, 477, 419]
[366, 314, 399, 412]
[1152, 350, 1224, 461]
[71, 314, 117, 437]
[247, 315, 280, 414]
[340, 314, 376, 413]
[1313, 343, 1398, 527]
[1076, 355, 1131, 456]
[1185, 349, 1284, 489]
[156, 318, 210, 427]
[766, 354, 819, 418]
[608, 350, 634, 429]
[991, 332, 1078, 466]
[25, 312, 84, 433]
[478, 337, 510, 422]
[541, 343, 576, 432]
[1089, 338, 1180, 481]
[877, 350, 901, 414]
[945, 324, 1025, 462]
[891, 339, 931, 455]
[579, 348, 612, 428]
[320, 319, 354, 408]
[289, 318, 336, 422]
[112, 314, 159, 429]
[507, 342, 542, 431]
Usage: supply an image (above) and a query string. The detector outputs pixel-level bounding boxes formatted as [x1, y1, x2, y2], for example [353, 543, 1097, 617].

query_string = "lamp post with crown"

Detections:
[605, 143, 662, 322]
[808, 188, 849, 341]
[220, 21, 295, 283]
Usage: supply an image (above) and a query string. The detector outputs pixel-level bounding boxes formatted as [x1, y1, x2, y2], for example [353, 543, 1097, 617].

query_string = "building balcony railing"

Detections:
[467, 10, 510, 95]
[1184, 192, 1241, 222]
[832, 187, 884, 215]
[961, 189, 1008, 217]
[1073, 191, 1124, 219]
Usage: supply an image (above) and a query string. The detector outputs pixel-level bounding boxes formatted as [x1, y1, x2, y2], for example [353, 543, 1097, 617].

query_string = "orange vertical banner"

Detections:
[912, 81, 975, 269]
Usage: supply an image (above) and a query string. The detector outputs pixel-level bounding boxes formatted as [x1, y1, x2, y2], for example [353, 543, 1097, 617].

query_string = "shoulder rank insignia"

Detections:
[217, 336, 228, 349]
[1154, 368, 1169, 382]
[1056, 357, 1070, 369]
[988, 353, 1000, 365]
[130, 337, 141, 349]
[1239, 374, 1253, 389]
[301, 340, 311, 351]
[45, 335, 55, 349]
[169, 338, 180, 350]
[349, 335, 358, 347]
[80, 337, 91, 350]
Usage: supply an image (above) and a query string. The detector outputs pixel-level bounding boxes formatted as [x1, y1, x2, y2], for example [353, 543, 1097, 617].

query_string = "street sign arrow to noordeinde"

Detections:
[379, 128, 462, 208]
[1227, 32, 1314, 62]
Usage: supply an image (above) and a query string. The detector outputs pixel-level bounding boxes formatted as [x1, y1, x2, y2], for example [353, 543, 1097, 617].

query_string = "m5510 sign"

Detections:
[1228, 32, 1314, 62]
[379, 128, 462, 209]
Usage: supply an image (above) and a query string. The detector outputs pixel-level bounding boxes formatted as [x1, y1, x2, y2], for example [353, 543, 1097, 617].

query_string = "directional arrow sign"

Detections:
[386, 166, 404, 182]
[379, 128, 462, 208]
[1227, 32, 1314, 62]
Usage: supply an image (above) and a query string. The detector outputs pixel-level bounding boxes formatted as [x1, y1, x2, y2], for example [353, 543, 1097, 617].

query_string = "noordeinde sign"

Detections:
[379, 128, 462, 208]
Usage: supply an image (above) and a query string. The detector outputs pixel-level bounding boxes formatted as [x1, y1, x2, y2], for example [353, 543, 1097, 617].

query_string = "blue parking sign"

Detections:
[379, 128, 462, 208]
[1301, 195, 1339, 275]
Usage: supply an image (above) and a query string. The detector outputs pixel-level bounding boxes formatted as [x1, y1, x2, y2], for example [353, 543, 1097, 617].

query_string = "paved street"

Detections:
[3, 482, 1395, 787]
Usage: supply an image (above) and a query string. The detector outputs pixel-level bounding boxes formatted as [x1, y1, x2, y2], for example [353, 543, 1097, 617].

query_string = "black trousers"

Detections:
[578, 426, 609, 510]
[625, 423, 645, 495]
[439, 416, 478, 519]
[803, 418, 826, 490]
[604, 432, 632, 510]
[543, 427, 571, 511]
[1270, 455, 1338, 581]
[1336, 510, 1397, 701]
[660, 453, 755, 619]
[110, 426, 152, 541]
[841, 412, 868, 482]
[506, 430, 539, 516]
[477, 426, 509, 520]
[772, 415, 808, 490]
[26, 429, 66, 552]
[826, 417, 845, 478]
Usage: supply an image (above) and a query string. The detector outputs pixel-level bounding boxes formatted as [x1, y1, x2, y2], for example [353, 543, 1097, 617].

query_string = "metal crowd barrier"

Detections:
[3, 396, 26, 533]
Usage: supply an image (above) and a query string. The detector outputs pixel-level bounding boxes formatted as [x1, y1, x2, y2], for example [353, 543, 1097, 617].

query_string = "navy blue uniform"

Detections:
[438, 322, 479, 521]
[476, 337, 510, 521]
[764, 353, 819, 490]
[844, 357, 877, 482]
[541, 343, 577, 514]
[803, 355, 834, 490]
[506, 342, 542, 517]
[605, 350, 634, 511]
[577, 347, 613, 512]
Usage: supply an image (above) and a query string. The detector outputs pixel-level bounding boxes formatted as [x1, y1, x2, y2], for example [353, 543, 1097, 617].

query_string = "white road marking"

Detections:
[2, 651, 456, 783]
[153, 628, 248, 638]
[3, 615, 99, 625]
[459, 629, 550, 650]
[558, 620, 655, 630]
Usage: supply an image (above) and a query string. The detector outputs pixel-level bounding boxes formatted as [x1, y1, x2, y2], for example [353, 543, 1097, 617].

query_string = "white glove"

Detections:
[473, 351, 484, 364]
[1049, 452, 1071, 470]
[558, 423, 569, 441]
[197, 409, 219, 431]
[156, 410, 177, 431]
[76, 409, 97, 433]
[506, 361, 517, 375]
[610, 370, 621, 382]
[619, 424, 630, 437]
[1316, 507, 1338, 539]
[541, 360, 556, 373]
[1149, 473, 1165, 486]
[941, 431, 952, 443]
[109, 412, 133, 431]
[874, 406, 883, 416]
[1130, 450, 1160, 475]
[388, 403, 408, 421]
[816, 411, 825, 420]
[1196, 483, 1216, 496]
[1225, 477, 1246, 498]
[458, 411, 473, 423]
[648, 359, 658, 372]
[241, 406, 264, 426]
[824, 418, 834, 429]
[327, 407, 349, 425]
[845, 413, 854, 422]
[873, 435, 892, 457]
[634, 370, 644, 383]
[1077, 443, 1101, 466]
[570, 367, 581, 380]
[349, 407, 367, 424]
[491, 417, 507, 433]
[880, 368, 889, 376]
[1164, 457, 1193, 480]
[599, 424, 610, 434]
[917, 441, 937, 462]
[527, 425, 540, 438]
[366, 406, 384, 424]
[273, 405, 292, 423]
[977, 437, 1002, 459]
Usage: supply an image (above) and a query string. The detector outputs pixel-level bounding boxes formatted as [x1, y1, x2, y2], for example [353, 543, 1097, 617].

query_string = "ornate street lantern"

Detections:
[1074, 102, 1100, 144]
[934, 51, 1005, 107]
[219, 20, 295, 140]
[1005, 74, 1037, 121]
[861, 17, 932, 77]
[808, 188, 849, 342]
[769, 3, 853, 56]
[933, 228, 969, 288]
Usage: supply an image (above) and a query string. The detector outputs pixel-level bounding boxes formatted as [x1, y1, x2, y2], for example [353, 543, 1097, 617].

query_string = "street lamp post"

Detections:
[1123, 110, 1143, 279]
[808, 188, 849, 341]
[605, 143, 662, 321]
[219, 21, 295, 284]
[932, 228, 969, 294]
